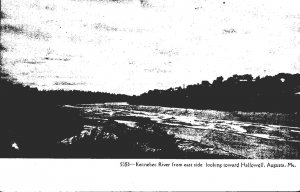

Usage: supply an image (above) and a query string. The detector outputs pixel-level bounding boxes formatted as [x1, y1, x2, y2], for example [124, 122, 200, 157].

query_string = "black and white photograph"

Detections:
[1, 0, 300, 190]
[1, 0, 300, 159]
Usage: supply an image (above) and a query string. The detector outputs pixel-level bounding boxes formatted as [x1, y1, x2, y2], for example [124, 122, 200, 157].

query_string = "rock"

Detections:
[101, 132, 118, 141]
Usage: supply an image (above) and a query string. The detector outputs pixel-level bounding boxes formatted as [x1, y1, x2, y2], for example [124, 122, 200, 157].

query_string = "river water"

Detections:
[62, 102, 300, 159]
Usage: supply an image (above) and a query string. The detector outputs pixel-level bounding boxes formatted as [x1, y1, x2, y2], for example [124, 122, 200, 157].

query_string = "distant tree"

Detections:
[131, 73, 300, 113]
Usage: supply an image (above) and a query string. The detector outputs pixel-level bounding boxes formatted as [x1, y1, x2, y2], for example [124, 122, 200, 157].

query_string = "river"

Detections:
[62, 102, 300, 159]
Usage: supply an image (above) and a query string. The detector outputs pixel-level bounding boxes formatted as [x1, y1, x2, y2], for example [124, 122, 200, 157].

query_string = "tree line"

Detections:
[131, 73, 300, 113]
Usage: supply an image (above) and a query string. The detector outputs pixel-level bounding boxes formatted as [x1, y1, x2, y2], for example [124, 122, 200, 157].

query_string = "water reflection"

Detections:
[63, 103, 300, 159]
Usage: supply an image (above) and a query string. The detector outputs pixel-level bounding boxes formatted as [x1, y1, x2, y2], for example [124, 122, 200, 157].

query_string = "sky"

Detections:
[1, 0, 300, 95]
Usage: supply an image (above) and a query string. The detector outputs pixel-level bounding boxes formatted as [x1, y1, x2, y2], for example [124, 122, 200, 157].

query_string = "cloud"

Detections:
[223, 28, 237, 34]
[94, 23, 119, 31]
[0, 43, 6, 51]
[1, 24, 51, 40]
[54, 81, 86, 86]
[1, 0, 300, 95]
[1, 24, 24, 34]
[0, 11, 6, 19]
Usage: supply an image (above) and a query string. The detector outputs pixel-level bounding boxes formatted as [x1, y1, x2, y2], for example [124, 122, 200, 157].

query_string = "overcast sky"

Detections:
[1, 0, 300, 95]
